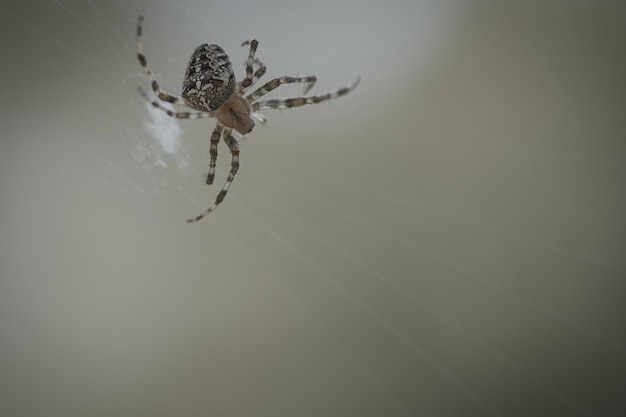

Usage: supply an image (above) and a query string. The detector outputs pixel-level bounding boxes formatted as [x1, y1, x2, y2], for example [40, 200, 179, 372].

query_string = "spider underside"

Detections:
[136, 15, 359, 222]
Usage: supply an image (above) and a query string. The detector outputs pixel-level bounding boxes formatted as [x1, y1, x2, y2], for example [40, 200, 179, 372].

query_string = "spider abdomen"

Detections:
[182, 44, 236, 112]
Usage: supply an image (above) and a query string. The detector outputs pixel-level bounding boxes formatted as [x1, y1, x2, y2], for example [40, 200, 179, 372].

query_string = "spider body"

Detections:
[136, 15, 359, 222]
[182, 44, 236, 112]
[214, 94, 255, 135]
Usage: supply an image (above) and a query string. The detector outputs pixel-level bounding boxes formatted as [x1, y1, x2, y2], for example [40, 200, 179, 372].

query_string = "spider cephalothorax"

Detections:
[136, 15, 360, 222]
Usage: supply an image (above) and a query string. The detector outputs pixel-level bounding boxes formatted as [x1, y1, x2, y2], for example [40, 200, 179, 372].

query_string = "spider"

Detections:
[135, 15, 360, 222]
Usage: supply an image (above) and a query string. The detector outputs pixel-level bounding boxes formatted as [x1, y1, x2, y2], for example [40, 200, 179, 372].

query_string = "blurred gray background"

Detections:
[1, 1, 625, 416]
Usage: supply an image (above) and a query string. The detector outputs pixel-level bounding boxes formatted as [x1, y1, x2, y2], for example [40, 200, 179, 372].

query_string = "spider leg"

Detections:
[245, 57, 267, 91]
[137, 87, 214, 120]
[252, 76, 360, 111]
[136, 15, 186, 105]
[188, 129, 240, 222]
[241, 40, 258, 86]
[247, 75, 317, 102]
[206, 125, 223, 185]
[252, 112, 268, 125]
[240, 40, 267, 92]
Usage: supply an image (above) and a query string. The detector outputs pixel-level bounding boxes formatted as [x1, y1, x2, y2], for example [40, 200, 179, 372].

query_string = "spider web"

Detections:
[1, 1, 625, 417]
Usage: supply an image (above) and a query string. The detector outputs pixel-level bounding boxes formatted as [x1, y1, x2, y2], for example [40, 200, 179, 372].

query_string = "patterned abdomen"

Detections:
[182, 44, 236, 112]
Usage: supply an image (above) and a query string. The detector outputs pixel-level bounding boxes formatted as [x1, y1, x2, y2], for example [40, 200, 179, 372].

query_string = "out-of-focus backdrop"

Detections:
[1, 1, 624, 416]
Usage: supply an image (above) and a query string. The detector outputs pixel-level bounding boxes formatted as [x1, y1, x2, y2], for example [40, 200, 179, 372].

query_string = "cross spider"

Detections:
[135, 15, 360, 222]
